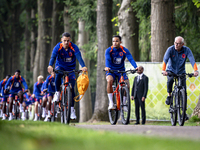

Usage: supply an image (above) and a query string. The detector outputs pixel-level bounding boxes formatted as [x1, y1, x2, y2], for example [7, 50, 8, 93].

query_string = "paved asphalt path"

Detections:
[76, 124, 200, 140]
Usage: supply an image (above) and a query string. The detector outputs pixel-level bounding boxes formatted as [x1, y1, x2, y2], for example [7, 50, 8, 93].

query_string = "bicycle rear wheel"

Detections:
[169, 92, 177, 126]
[38, 104, 42, 121]
[120, 86, 130, 125]
[51, 102, 56, 122]
[63, 86, 71, 124]
[108, 91, 118, 125]
[177, 89, 186, 126]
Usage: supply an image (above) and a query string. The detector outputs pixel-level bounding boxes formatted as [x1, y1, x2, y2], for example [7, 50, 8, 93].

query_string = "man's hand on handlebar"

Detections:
[162, 71, 168, 76]
[48, 66, 53, 74]
[104, 67, 110, 72]
[81, 67, 87, 72]
[194, 71, 199, 77]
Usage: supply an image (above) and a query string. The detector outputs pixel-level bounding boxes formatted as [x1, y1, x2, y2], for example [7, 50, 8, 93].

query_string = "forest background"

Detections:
[0, 0, 200, 122]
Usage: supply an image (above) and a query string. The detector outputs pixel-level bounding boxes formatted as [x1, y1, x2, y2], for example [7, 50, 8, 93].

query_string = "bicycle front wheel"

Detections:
[64, 86, 71, 124]
[170, 92, 177, 126]
[177, 89, 186, 126]
[120, 86, 130, 125]
[108, 92, 118, 125]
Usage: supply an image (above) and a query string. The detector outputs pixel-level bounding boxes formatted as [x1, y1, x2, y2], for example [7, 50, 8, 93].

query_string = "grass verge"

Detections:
[0, 120, 200, 150]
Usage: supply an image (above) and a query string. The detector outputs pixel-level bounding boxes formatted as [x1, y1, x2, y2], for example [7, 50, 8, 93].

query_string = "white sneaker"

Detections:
[42, 109, 46, 118]
[0, 110, 2, 118]
[123, 106, 128, 112]
[108, 102, 115, 110]
[70, 107, 76, 120]
[20, 105, 23, 113]
[53, 92, 60, 102]
[44, 116, 48, 122]
[21, 112, 26, 121]
[34, 114, 38, 121]
[9, 115, 13, 121]
[2, 114, 6, 120]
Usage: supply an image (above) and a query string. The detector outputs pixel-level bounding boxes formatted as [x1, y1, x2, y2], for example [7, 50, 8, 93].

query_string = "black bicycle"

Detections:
[167, 72, 194, 126]
[54, 69, 82, 124]
[104, 69, 137, 125]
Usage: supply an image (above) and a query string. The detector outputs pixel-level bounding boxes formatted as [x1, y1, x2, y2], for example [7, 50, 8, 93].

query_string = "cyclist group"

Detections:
[0, 33, 199, 125]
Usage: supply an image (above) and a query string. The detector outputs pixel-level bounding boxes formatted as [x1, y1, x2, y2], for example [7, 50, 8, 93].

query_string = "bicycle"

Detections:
[54, 69, 82, 124]
[0, 95, 9, 119]
[167, 72, 194, 126]
[104, 69, 137, 125]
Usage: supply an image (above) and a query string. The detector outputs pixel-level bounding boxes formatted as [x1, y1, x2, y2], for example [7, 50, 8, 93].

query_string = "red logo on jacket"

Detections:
[182, 54, 185, 58]
[119, 52, 123, 56]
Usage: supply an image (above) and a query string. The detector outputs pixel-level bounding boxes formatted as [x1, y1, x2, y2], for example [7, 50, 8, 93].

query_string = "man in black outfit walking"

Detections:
[131, 66, 148, 125]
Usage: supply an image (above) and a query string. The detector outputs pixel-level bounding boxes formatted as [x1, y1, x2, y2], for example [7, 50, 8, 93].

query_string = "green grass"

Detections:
[0, 120, 200, 150]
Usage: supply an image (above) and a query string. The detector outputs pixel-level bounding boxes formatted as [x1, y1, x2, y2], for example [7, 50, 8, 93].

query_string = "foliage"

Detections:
[132, 0, 151, 61]
[193, 0, 200, 8]
[189, 115, 200, 122]
[175, 1, 200, 61]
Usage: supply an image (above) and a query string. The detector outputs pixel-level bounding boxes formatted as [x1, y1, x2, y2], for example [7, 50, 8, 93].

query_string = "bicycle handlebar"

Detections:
[103, 69, 137, 74]
[166, 72, 194, 78]
[54, 69, 82, 75]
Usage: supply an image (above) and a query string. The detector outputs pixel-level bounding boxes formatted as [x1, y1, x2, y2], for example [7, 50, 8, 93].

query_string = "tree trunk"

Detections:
[151, 0, 175, 62]
[77, 20, 92, 122]
[24, 8, 31, 80]
[63, 5, 75, 42]
[51, 0, 64, 53]
[90, 0, 113, 122]
[33, 0, 52, 82]
[118, 0, 139, 61]
[192, 94, 200, 118]
[11, 2, 23, 73]
[30, 8, 37, 72]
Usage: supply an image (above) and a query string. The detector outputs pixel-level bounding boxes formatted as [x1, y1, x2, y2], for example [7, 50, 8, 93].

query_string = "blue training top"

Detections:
[33, 81, 43, 97]
[5, 75, 28, 93]
[162, 45, 198, 74]
[105, 45, 137, 71]
[44, 75, 55, 93]
[0, 78, 10, 96]
[49, 42, 85, 71]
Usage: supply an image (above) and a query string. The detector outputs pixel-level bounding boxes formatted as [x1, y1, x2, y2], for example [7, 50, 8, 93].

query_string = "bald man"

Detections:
[131, 66, 148, 125]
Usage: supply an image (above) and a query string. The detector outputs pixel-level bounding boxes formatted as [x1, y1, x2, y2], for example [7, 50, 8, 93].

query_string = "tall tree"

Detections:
[91, 0, 113, 121]
[151, 0, 175, 62]
[51, 0, 64, 52]
[24, 8, 31, 80]
[118, 0, 139, 60]
[33, 0, 53, 82]
[78, 20, 92, 122]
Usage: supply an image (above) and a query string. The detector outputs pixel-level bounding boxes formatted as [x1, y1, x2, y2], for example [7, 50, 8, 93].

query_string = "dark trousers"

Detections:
[134, 97, 146, 124]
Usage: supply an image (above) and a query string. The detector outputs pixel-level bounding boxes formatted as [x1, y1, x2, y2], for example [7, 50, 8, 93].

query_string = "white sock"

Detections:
[48, 110, 50, 116]
[0, 109, 3, 115]
[35, 113, 38, 119]
[108, 93, 113, 104]
[9, 112, 12, 117]
[22, 112, 25, 118]
[43, 107, 46, 112]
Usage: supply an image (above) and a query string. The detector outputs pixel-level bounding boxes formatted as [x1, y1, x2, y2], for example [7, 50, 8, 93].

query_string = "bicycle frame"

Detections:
[113, 75, 127, 110]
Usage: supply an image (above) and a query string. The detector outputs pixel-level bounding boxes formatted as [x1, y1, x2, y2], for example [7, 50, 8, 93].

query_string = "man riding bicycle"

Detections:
[43, 71, 56, 122]
[0, 75, 11, 120]
[4, 70, 29, 121]
[48, 32, 87, 120]
[33, 75, 44, 121]
[162, 36, 198, 118]
[104, 35, 138, 110]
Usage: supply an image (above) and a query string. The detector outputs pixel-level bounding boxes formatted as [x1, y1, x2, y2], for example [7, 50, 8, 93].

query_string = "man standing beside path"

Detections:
[131, 66, 148, 125]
